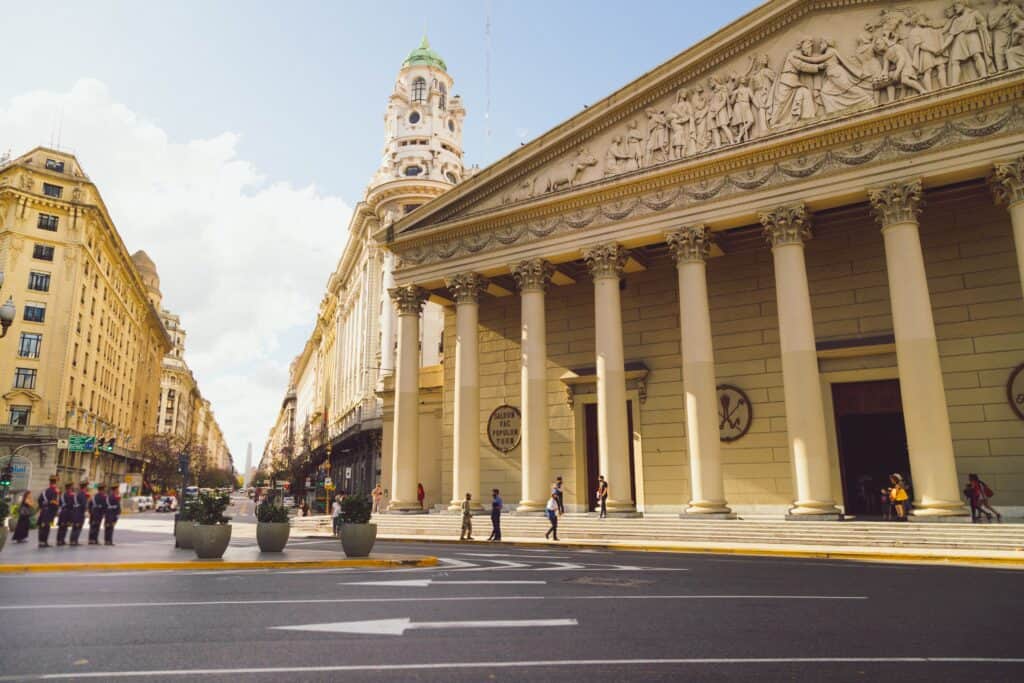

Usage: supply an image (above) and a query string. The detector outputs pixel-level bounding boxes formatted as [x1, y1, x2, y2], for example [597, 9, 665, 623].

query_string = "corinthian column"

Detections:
[760, 204, 841, 520]
[868, 180, 967, 519]
[991, 158, 1024, 301]
[446, 272, 489, 512]
[583, 243, 636, 514]
[667, 227, 733, 517]
[387, 284, 429, 513]
[512, 259, 554, 513]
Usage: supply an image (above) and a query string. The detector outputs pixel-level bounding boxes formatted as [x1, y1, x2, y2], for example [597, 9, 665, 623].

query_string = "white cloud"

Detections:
[0, 79, 351, 464]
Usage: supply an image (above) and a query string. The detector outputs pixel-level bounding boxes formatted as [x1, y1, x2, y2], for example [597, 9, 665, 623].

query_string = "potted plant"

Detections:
[192, 491, 232, 559]
[339, 493, 376, 558]
[0, 498, 9, 552]
[174, 497, 197, 549]
[255, 499, 290, 552]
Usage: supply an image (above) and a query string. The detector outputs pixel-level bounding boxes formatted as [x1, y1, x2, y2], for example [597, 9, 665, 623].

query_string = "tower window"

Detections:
[445, 172, 457, 183]
[439, 83, 447, 111]
[448, 119, 455, 132]
[404, 166, 423, 177]
[412, 77, 426, 102]
[409, 111, 421, 125]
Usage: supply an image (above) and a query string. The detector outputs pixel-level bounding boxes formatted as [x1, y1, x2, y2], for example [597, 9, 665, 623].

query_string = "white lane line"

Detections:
[273, 617, 576, 636]
[339, 579, 546, 587]
[0, 594, 867, 611]
[3, 657, 1022, 680]
[457, 552, 572, 559]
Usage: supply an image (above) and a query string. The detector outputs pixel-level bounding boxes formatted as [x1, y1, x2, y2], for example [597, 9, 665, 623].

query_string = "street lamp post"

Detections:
[0, 271, 16, 338]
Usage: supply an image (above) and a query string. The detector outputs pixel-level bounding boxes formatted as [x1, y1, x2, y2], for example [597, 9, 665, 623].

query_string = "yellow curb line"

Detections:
[0, 556, 438, 574]
[361, 535, 1024, 569]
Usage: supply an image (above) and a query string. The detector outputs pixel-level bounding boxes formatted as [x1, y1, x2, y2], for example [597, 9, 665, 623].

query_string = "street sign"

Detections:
[68, 435, 96, 452]
[324, 477, 333, 487]
[344, 467, 352, 479]
[272, 617, 576, 636]
[57, 439, 69, 450]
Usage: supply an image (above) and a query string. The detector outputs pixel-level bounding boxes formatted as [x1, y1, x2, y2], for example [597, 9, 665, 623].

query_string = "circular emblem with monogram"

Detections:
[717, 384, 752, 442]
[1007, 364, 1024, 421]
[487, 404, 522, 452]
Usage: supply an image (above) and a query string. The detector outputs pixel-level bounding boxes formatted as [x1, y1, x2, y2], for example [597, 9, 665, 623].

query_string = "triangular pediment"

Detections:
[392, 0, 1022, 237]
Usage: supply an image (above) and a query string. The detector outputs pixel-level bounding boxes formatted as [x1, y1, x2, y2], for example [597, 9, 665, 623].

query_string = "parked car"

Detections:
[155, 496, 178, 513]
[132, 496, 153, 512]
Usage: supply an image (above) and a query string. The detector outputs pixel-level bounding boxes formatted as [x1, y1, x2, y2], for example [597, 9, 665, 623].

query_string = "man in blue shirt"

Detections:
[488, 489, 503, 542]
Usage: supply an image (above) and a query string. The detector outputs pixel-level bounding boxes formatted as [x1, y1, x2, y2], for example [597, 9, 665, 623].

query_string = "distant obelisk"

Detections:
[244, 442, 253, 487]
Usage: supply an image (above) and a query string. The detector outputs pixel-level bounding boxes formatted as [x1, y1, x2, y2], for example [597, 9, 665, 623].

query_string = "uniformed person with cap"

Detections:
[36, 475, 60, 548]
[104, 486, 121, 546]
[87, 484, 109, 545]
[68, 481, 89, 546]
[56, 482, 76, 546]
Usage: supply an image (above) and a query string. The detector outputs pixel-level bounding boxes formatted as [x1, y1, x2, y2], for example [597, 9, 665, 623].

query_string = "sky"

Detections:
[0, 0, 760, 466]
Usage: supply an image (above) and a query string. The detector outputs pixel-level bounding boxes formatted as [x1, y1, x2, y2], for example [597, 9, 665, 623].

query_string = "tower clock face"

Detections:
[409, 111, 421, 124]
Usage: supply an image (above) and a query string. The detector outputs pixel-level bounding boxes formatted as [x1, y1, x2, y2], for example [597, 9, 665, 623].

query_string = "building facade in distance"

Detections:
[0, 147, 171, 492]
[382, 0, 1024, 518]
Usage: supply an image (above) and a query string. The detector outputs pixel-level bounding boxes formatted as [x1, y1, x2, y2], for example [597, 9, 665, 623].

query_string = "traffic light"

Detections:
[96, 438, 106, 451]
[0, 464, 12, 487]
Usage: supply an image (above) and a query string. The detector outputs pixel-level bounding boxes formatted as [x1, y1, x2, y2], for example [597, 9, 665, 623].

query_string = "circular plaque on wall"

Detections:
[1007, 363, 1024, 421]
[487, 404, 522, 452]
[717, 384, 752, 442]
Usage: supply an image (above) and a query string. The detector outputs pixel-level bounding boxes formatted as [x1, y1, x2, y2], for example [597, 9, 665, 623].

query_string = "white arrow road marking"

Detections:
[340, 579, 546, 587]
[458, 559, 530, 571]
[272, 617, 577, 636]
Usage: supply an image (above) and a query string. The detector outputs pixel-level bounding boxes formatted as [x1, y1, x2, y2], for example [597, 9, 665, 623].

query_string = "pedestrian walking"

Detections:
[553, 476, 565, 514]
[331, 495, 343, 537]
[417, 483, 426, 510]
[88, 484, 109, 545]
[105, 487, 121, 546]
[966, 473, 1002, 523]
[545, 493, 560, 541]
[372, 483, 384, 514]
[12, 490, 34, 543]
[460, 492, 474, 541]
[488, 489, 503, 542]
[37, 476, 59, 548]
[880, 486, 893, 521]
[889, 473, 909, 521]
[301, 498, 310, 517]
[596, 475, 609, 519]
[56, 482, 76, 546]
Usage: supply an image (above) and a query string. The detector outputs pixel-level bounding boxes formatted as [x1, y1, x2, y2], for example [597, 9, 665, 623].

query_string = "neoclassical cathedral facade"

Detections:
[377, 0, 1024, 519]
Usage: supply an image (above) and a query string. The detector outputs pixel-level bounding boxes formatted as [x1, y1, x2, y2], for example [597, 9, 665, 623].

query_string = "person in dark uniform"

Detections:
[488, 489, 503, 542]
[552, 477, 565, 514]
[88, 484, 109, 545]
[56, 482, 76, 546]
[104, 487, 121, 546]
[69, 481, 89, 546]
[37, 476, 60, 548]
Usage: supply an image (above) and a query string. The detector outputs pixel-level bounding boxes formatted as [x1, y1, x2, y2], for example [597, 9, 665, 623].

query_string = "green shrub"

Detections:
[193, 491, 231, 525]
[178, 497, 199, 522]
[0, 498, 9, 521]
[256, 500, 289, 523]
[340, 494, 372, 524]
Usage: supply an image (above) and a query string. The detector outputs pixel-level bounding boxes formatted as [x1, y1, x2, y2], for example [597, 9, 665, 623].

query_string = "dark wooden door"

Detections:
[584, 401, 637, 511]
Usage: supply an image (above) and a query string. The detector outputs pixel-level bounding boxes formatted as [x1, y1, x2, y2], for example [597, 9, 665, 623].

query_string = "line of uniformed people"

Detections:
[34, 475, 121, 548]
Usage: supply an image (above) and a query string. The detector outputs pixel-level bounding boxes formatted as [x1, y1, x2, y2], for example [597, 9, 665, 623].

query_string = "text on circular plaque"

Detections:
[487, 404, 522, 452]
[717, 384, 752, 442]
[1007, 363, 1024, 421]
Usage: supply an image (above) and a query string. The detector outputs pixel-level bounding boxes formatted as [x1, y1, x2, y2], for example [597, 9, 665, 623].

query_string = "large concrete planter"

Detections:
[256, 522, 290, 553]
[193, 524, 232, 559]
[175, 520, 195, 549]
[6, 516, 14, 532]
[340, 522, 377, 558]
[0, 526, 7, 552]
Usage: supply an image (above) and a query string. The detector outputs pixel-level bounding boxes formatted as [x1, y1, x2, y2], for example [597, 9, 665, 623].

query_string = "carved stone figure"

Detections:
[668, 89, 696, 159]
[625, 120, 644, 171]
[906, 11, 949, 91]
[877, 34, 927, 100]
[537, 148, 597, 193]
[731, 76, 755, 143]
[1007, 22, 1024, 70]
[988, 0, 1024, 72]
[942, 0, 992, 86]
[645, 109, 670, 165]
[811, 37, 875, 113]
[748, 54, 775, 136]
[708, 78, 735, 148]
[691, 85, 711, 152]
[855, 22, 883, 77]
[771, 39, 824, 128]
[604, 136, 632, 176]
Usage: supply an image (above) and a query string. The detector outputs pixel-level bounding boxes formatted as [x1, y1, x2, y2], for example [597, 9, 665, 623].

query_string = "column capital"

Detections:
[991, 157, 1024, 207]
[583, 242, 629, 280]
[512, 258, 555, 292]
[389, 284, 428, 316]
[868, 179, 924, 228]
[666, 226, 712, 264]
[445, 272, 490, 305]
[759, 203, 812, 248]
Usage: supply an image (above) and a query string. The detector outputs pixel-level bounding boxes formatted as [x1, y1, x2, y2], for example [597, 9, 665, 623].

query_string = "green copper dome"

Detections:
[402, 36, 447, 71]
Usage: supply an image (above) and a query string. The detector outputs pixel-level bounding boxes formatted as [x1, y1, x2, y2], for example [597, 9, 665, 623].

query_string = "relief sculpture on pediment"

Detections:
[497, 1, 1024, 208]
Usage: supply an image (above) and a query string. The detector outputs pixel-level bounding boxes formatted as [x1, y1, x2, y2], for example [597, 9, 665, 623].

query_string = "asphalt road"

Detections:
[1, 518, 1022, 681]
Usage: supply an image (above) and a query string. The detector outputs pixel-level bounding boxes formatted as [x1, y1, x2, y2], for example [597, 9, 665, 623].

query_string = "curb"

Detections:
[0, 555, 438, 574]
[300, 534, 1024, 569]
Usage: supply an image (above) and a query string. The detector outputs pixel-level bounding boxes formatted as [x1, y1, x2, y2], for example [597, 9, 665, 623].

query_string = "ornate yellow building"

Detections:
[381, 0, 1024, 518]
[0, 147, 171, 491]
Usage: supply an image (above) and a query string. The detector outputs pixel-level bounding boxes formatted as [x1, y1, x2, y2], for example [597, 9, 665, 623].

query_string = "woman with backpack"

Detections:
[966, 473, 1002, 522]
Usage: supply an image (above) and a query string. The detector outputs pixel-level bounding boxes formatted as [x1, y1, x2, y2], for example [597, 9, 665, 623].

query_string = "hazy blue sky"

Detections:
[1, 1, 760, 463]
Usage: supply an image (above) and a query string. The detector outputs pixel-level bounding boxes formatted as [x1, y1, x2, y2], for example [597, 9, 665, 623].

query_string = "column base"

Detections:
[514, 500, 548, 514]
[387, 501, 429, 514]
[684, 500, 734, 518]
[446, 502, 486, 514]
[681, 511, 737, 520]
[785, 501, 843, 521]
[910, 503, 970, 522]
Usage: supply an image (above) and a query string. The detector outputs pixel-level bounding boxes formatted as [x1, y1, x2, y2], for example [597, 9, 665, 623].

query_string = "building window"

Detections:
[8, 406, 30, 427]
[33, 244, 55, 261]
[408, 111, 421, 125]
[439, 83, 447, 111]
[23, 303, 46, 323]
[445, 171, 458, 183]
[448, 119, 455, 133]
[404, 166, 422, 177]
[14, 367, 37, 390]
[42, 183, 63, 198]
[45, 159, 65, 172]
[37, 213, 59, 231]
[412, 77, 427, 102]
[18, 333, 42, 359]
[28, 272, 51, 292]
